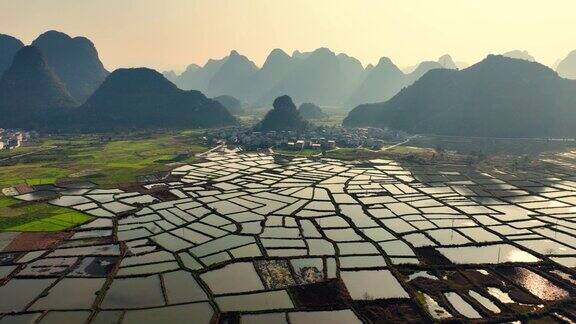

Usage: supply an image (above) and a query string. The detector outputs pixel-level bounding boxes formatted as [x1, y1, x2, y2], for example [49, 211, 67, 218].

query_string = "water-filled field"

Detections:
[0, 152, 575, 322]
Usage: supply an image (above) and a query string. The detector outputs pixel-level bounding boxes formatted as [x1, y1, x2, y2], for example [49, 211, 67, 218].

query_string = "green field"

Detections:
[323, 148, 384, 160]
[274, 148, 322, 157]
[0, 130, 210, 233]
[0, 130, 209, 189]
[273, 145, 434, 160]
[0, 197, 93, 232]
[324, 146, 433, 161]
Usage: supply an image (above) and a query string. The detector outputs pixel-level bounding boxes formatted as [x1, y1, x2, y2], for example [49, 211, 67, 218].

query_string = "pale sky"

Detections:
[1, 0, 575, 72]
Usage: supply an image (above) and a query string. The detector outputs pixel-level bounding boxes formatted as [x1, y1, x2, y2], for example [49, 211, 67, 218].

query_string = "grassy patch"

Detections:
[0, 197, 18, 208]
[305, 116, 346, 127]
[0, 198, 93, 232]
[0, 131, 210, 189]
[323, 148, 383, 160]
[324, 146, 434, 162]
[7, 211, 92, 232]
[385, 145, 432, 155]
[274, 148, 322, 157]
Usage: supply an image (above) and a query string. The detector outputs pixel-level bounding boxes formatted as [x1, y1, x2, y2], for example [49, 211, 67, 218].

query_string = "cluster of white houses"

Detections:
[206, 126, 407, 151]
[0, 129, 30, 150]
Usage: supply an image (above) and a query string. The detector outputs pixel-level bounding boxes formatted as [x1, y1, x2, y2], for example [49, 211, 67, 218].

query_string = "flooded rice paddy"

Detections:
[0, 152, 575, 322]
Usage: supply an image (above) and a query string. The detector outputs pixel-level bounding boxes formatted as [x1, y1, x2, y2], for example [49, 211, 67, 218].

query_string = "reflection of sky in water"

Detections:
[444, 292, 482, 319]
[5, 151, 576, 322]
[469, 290, 500, 314]
[506, 249, 539, 263]
[511, 268, 568, 301]
[438, 244, 539, 264]
[422, 293, 452, 319]
[551, 270, 576, 285]
[487, 287, 514, 303]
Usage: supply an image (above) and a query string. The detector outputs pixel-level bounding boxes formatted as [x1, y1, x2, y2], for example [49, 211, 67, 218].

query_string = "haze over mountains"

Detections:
[165, 48, 576, 111]
[2, 29, 576, 137]
[207, 50, 258, 100]
[347, 55, 461, 107]
[344, 55, 576, 138]
[165, 49, 465, 107]
[502, 50, 536, 62]
[0, 31, 237, 131]
[298, 102, 327, 120]
[557, 50, 576, 80]
[213, 95, 244, 115]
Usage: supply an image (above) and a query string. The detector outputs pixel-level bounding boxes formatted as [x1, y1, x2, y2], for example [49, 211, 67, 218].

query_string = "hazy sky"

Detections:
[1, 0, 575, 72]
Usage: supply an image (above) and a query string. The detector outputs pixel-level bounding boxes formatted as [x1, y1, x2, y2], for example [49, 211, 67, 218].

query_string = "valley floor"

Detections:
[0, 130, 209, 190]
[0, 141, 575, 323]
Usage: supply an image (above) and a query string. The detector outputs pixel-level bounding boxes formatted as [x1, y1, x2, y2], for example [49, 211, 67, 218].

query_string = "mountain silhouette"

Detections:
[438, 54, 458, 69]
[207, 50, 258, 100]
[346, 57, 405, 106]
[247, 49, 296, 103]
[260, 48, 364, 106]
[557, 50, 576, 80]
[164, 50, 471, 108]
[299, 102, 327, 120]
[166, 58, 227, 93]
[337, 53, 367, 101]
[32, 30, 108, 103]
[213, 95, 244, 115]
[455, 61, 470, 69]
[0, 34, 24, 77]
[79, 68, 237, 130]
[402, 55, 456, 74]
[162, 70, 178, 83]
[0, 46, 77, 129]
[503, 50, 535, 62]
[344, 55, 576, 138]
[347, 55, 453, 106]
[257, 95, 307, 131]
[407, 61, 444, 83]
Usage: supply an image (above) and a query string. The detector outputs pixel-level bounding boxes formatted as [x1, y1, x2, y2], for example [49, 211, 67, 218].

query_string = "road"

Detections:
[0, 145, 57, 163]
[380, 135, 418, 151]
[196, 144, 225, 157]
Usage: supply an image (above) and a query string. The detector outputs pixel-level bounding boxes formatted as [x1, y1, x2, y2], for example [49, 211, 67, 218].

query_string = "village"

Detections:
[206, 126, 409, 151]
[0, 129, 32, 150]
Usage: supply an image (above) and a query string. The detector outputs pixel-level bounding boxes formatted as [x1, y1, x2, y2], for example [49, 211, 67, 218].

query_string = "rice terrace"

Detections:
[1, 143, 576, 322]
[2, 0, 576, 323]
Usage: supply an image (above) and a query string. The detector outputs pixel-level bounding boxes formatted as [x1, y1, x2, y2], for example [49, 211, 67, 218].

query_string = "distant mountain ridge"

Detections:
[346, 55, 457, 106]
[164, 58, 227, 93]
[260, 48, 362, 106]
[503, 50, 535, 62]
[7, 30, 572, 135]
[213, 95, 244, 115]
[167, 50, 460, 108]
[207, 50, 258, 99]
[298, 102, 327, 120]
[557, 50, 576, 80]
[344, 55, 576, 138]
[246, 48, 297, 103]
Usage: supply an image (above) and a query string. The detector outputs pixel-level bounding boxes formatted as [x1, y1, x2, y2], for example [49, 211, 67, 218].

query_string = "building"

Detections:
[295, 140, 305, 150]
[325, 140, 336, 150]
